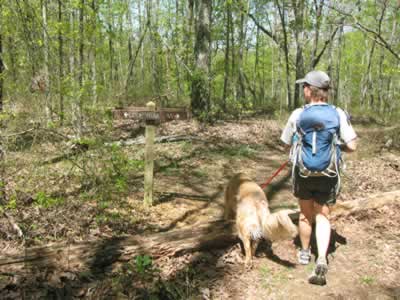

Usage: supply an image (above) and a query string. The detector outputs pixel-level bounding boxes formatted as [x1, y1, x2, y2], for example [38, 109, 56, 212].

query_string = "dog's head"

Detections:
[263, 210, 298, 241]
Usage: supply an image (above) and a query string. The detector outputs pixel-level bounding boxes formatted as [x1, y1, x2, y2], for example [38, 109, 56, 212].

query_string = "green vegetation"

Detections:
[218, 144, 258, 159]
[360, 275, 375, 285]
[34, 192, 64, 208]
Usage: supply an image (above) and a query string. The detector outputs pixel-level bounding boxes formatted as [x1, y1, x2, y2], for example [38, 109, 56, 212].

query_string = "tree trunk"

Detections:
[361, 1, 387, 110]
[147, 0, 162, 102]
[292, 0, 305, 108]
[334, 24, 344, 106]
[108, 0, 114, 88]
[138, 0, 145, 86]
[42, 0, 51, 123]
[58, 0, 65, 124]
[174, 0, 183, 102]
[309, 0, 324, 70]
[222, 2, 231, 110]
[254, 26, 260, 106]
[191, 0, 212, 120]
[90, 0, 97, 106]
[185, 0, 194, 81]
[382, 6, 398, 114]
[237, 0, 248, 106]
[76, 0, 85, 137]
[69, 5, 75, 79]
[275, 0, 292, 109]
[0, 1, 5, 203]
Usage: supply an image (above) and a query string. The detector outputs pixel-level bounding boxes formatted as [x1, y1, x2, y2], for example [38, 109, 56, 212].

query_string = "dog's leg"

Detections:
[242, 236, 253, 268]
[223, 189, 234, 220]
[224, 207, 233, 220]
[251, 239, 260, 257]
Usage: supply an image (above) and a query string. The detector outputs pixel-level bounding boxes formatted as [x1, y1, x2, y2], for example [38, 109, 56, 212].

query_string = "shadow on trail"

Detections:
[254, 240, 296, 268]
[156, 188, 224, 232]
[264, 170, 291, 201]
[294, 225, 348, 260]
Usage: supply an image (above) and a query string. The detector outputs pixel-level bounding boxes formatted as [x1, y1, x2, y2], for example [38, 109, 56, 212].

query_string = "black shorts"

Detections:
[293, 169, 339, 205]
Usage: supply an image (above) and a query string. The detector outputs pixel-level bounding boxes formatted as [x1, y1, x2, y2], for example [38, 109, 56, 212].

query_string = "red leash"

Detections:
[259, 160, 290, 189]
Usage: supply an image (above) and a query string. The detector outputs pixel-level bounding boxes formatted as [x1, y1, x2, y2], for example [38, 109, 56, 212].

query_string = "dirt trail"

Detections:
[152, 120, 400, 299]
[0, 119, 399, 299]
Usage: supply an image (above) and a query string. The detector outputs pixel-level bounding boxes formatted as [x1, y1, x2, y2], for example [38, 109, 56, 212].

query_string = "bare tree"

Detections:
[191, 0, 211, 119]
[222, 2, 232, 110]
[41, 0, 51, 123]
[90, 0, 97, 106]
[58, 0, 65, 124]
[292, 0, 305, 108]
[0, 2, 5, 203]
[275, 0, 292, 109]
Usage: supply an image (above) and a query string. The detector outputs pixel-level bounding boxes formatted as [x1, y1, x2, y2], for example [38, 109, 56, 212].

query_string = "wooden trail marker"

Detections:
[144, 102, 156, 206]
[112, 103, 191, 206]
[112, 107, 190, 123]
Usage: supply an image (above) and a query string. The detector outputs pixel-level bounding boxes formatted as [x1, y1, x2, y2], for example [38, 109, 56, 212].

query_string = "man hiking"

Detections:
[281, 70, 357, 285]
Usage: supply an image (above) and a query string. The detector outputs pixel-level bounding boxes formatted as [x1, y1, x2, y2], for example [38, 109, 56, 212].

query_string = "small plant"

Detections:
[6, 197, 17, 210]
[114, 177, 127, 192]
[219, 144, 257, 159]
[95, 214, 108, 225]
[98, 200, 110, 210]
[192, 169, 208, 178]
[361, 275, 375, 285]
[181, 141, 193, 152]
[34, 191, 64, 208]
[259, 265, 270, 276]
[72, 137, 97, 148]
[160, 161, 180, 175]
[135, 255, 153, 274]
[260, 264, 290, 291]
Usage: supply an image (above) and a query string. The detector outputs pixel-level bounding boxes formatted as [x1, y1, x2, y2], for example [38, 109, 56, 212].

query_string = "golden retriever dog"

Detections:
[224, 173, 297, 267]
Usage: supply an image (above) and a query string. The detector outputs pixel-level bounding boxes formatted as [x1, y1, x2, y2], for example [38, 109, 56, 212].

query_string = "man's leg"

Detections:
[298, 199, 314, 264]
[298, 199, 314, 250]
[308, 202, 330, 285]
[314, 203, 331, 261]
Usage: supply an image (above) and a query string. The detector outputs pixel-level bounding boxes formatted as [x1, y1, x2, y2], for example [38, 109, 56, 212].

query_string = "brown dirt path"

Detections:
[152, 119, 400, 299]
[1, 118, 399, 299]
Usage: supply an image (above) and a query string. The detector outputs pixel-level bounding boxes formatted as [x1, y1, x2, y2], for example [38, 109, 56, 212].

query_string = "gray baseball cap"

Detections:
[296, 70, 330, 89]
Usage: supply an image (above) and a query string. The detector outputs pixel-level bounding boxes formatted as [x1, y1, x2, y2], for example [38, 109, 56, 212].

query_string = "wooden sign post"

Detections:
[144, 101, 156, 206]
[112, 103, 190, 206]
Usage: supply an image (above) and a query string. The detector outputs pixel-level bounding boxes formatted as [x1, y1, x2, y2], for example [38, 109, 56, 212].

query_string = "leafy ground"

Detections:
[0, 117, 399, 299]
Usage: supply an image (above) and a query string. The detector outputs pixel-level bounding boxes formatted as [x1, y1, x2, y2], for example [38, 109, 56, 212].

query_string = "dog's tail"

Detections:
[239, 219, 263, 241]
[237, 201, 264, 241]
[263, 210, 298, 241]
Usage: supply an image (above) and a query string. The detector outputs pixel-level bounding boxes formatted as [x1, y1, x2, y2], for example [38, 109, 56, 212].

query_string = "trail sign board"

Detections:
[112, 107, 191, 123]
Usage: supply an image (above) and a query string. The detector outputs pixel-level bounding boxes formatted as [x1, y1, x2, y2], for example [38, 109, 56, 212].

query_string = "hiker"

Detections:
[280, 70, 357, 285]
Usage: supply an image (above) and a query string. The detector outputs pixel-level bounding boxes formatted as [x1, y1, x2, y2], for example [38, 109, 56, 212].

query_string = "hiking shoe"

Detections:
[308, 258, 328, 286]
[298, 248, 311, 265]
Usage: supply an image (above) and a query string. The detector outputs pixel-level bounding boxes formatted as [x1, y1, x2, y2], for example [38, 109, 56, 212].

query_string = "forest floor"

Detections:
[0, 116, 400, 299]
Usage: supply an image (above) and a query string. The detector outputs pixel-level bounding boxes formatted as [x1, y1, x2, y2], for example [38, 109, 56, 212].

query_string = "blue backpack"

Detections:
[291, 104, 341, 178]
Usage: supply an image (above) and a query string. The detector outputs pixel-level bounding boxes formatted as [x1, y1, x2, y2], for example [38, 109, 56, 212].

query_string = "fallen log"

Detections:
[3, 211, 24, 238]
[331, 190, 400, 217]
[0, 220, 237, 275]
[0, 190, 398, 275]
[111, 134, 205, 146]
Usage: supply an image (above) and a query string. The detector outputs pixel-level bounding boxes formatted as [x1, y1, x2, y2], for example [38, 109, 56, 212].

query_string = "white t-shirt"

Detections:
[280, 104, 357, 145]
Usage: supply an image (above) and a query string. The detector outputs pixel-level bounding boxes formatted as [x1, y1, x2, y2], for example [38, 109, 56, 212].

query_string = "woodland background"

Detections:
[0, 0, 399, 125]
[0, 1, 399, 298]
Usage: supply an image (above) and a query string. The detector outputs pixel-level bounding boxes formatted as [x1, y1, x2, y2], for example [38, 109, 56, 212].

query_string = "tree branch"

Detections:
[325, 3, 400, 61]
[312, 25, 340, 68]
